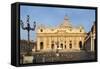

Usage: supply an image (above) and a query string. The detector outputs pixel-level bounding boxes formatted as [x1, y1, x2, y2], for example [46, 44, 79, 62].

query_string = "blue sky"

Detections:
[20, 5, 95, 41]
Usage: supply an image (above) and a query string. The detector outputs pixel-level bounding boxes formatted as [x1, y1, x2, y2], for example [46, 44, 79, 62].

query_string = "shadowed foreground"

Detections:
[20, 51, 95, 64]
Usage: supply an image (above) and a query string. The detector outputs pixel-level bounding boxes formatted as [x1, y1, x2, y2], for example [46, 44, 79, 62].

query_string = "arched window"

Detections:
[61, 43, 63, 49]
[80, 29, 82, 32]
[69, 43, 72, 49]
[56, 41, 59, 48]
[69, 40, 72, 49]
[40, 42, 43, 49]
[57, 46, 59, 48]
[40, 29, 43, 32]
[79, 41, 82, 49]
[51, 44, 54, 49]
[65, 45, 66, 49]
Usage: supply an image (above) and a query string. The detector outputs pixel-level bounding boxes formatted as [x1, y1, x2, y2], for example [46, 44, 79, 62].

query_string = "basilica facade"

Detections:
[36, 16, 87, 52]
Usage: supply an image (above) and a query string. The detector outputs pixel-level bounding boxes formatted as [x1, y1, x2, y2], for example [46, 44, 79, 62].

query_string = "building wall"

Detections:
[36, 33, 86, 52]
[84, 22, 96, 52]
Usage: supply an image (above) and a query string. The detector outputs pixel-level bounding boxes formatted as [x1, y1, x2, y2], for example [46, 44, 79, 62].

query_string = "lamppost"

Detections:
[20, 15, 36, 55]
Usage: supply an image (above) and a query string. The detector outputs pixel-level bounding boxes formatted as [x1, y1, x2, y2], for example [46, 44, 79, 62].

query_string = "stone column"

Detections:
[49, 37, 52, 50]
[37, 37, 40, 51]
[44, 37, 47, 51]
[91, 33, 94, 51]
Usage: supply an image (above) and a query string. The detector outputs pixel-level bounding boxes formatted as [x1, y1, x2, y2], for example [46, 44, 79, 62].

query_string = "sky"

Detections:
[20, 5, 96, 41]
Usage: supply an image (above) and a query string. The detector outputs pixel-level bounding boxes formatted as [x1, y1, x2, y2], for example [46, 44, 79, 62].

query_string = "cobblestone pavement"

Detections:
[31, 51, 95, 63]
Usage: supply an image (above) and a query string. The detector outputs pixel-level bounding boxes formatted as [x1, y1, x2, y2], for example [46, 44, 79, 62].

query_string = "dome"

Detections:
[59, 16, 72, 28]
